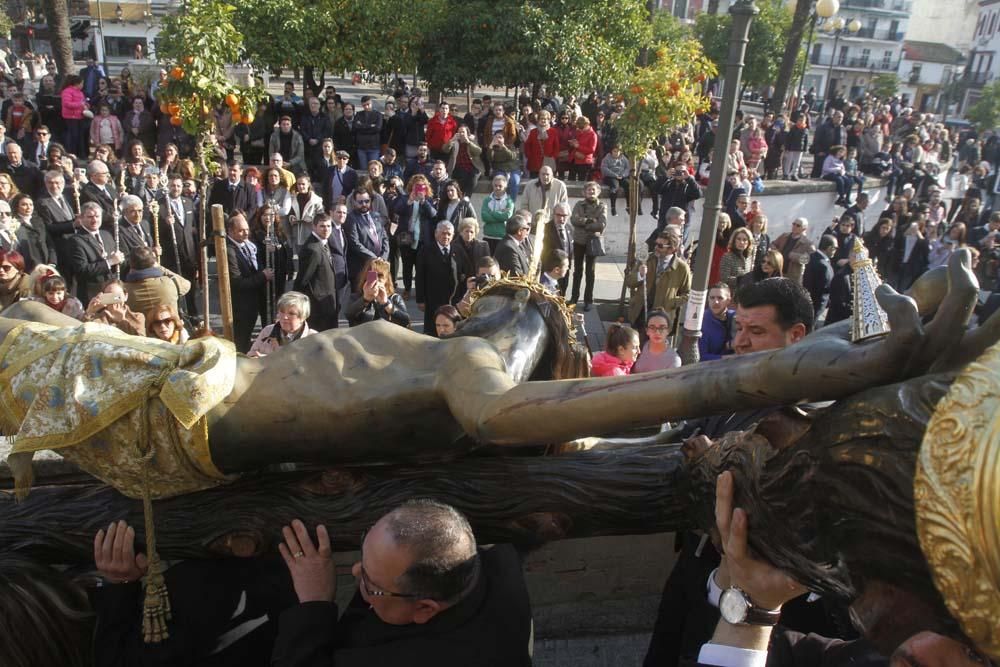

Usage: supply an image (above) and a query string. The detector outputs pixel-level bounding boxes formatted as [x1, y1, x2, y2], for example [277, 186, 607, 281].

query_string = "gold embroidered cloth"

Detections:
[0, 321, 237, 499]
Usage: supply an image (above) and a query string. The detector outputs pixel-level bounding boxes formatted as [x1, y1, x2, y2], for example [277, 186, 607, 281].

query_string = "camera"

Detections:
[474, 274, 494, 289]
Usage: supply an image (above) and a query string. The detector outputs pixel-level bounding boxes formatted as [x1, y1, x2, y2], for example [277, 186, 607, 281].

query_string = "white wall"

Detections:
[466, 181, 889, 257]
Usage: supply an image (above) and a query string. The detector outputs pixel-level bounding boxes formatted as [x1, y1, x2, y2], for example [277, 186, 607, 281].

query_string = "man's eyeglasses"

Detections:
[359, 564, 419, 599]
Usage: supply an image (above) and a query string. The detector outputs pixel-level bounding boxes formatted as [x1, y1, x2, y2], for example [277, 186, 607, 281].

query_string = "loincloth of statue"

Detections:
[0, 321, 238, 500]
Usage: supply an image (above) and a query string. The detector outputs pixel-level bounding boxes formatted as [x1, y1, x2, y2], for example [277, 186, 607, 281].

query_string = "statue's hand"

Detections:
[793, 249, 977, 382]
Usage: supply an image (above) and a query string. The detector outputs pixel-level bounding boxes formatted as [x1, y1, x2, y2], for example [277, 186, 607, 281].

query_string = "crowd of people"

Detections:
[1, 49, 999, 667]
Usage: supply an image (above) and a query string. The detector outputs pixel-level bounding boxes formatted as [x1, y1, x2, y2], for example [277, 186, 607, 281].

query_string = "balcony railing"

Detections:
[820, 27, 903, 41]
[839, 0, 911, 12]
[966, 71, 993, 85]
[809, 54, 898, 71]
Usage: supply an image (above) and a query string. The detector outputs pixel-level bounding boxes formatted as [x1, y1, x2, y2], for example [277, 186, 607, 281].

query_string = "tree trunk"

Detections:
[0, 444, 695, 562]
[618, 158, 642, 318]
[303, 67, 325, 97]
[771, 0, 813, 117]
[40, 0, 73, 76]
[707, 0, 720, 14]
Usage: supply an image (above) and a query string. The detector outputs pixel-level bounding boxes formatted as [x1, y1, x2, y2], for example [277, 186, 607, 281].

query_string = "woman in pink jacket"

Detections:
[60, 75, 88, 157]
[570, 116, 598, 181]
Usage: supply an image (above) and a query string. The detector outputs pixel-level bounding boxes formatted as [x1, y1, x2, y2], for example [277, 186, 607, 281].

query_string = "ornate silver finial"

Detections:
[850, 237, 890, 342]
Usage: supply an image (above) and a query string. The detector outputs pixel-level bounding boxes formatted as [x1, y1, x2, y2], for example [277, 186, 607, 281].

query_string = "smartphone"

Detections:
[415, 184, 427, 195]
[98, 292, 123, 306]
[365, 270, 378, 285]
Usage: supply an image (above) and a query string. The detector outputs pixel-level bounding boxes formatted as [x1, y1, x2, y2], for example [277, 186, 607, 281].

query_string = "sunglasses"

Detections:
[646, 325, 669, 333]
[152, 318, 174, 326]
[0, 264, 14, 271]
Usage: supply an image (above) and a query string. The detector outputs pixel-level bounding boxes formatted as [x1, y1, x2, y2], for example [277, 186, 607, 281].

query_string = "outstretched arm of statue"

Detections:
[455, 251, 984, 446]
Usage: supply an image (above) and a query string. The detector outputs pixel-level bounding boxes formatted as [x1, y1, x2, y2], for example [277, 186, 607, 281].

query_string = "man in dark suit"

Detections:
[159, 175, 200, 320]
[80, 159, 119, 230]
[345, 190, 389, 285]
[328, 202, 351, 316]
[2, 142, 42, 198]
[21, 125, 52, 169]
[68, 202, 123, 302]
[116, 194, 154, 276]
[324, 150, 357, 209]
[543, 203, 574, 294]
[225, 212, 274, 353]
[415, 220, 459, 337]
[208, 161, 257, 219]
[802, 235, 837, 319]
[35, 169, 78, 279]
[293, 213, 340, 331]
[0, 200, 15, 251]
[494, 215, 531, 277]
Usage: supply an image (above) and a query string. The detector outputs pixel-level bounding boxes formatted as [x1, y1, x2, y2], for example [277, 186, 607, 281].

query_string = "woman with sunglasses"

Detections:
[0, 249, 30, 308]
[145, 303, 188, 344]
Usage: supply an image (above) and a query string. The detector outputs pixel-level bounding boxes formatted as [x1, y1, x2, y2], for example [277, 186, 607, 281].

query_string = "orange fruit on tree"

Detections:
[242, 111, 255, 124]
[659, 114, 670, 124]
[183, 55, 194, 65]
[169, 115, 182, 126]
[638, 97, 648, 107]
[170, 66, 184, 80]
[159, 101, 170, 114]
[231, 111, 242, 123]
[225, 93, 239, 109]
[166, 103, 180, 115]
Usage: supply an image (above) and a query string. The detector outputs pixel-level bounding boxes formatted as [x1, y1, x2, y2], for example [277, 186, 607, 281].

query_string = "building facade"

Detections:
[802, 0, 910, 105]
[965, 0, 1000, 113]
[898, 41, 965, 114]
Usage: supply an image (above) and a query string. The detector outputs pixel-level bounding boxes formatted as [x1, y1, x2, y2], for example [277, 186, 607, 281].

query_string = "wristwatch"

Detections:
[719, 586, 781, 626]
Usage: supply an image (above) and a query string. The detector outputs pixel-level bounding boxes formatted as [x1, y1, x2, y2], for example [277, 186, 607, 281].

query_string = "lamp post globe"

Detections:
[816, 0, 839, 19]
[848, 18, 862, 33]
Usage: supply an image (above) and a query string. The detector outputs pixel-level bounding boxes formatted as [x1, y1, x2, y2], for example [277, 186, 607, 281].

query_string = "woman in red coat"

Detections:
[523, 110, 560, 178]
[570, 116, 598, 182]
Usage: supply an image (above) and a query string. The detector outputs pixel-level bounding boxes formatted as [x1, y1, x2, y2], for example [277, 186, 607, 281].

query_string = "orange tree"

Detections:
[613, 40, 716, 310]
[154, 0, 267, 329]
[155, 0, 266, 165]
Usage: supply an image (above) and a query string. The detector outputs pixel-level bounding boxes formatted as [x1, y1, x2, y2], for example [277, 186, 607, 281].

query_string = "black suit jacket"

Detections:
[328, 224, 349, 289]
[80, 182, 119, 230]
[543, 219, 573, 263]
[344, 211, 389, 282]
[117, 218, 155, 275]
[35, 192, 78, 280]
[68, 229, 116, 302]
[494, 236, 530, 277]
[293, 235, 340, 331]
[415, 243, 459, 315]
[3, 159, 43, 198]
[324, 166, 357, 209]
[158, 195, 199, 279]
[225, 238, 267, 320]
[451, 238, 490, 287]
[14, 218, 57, 271]
[209, 180, 258, 219]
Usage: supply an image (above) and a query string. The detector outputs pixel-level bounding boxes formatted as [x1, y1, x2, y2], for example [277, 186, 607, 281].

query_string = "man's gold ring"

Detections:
[293, 551, 305, 558]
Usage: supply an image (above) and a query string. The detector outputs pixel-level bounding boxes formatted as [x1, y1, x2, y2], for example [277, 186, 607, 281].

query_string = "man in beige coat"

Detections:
[123, 246, 191, 318]
[627, 225, 691, 331]
[770, 217, 815, 283]
[523, 166, 569, 215]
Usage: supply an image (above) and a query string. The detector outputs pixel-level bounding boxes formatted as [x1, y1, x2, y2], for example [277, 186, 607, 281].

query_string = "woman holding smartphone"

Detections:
[345, 257, 411, 328]
[83, 279, 145, 336]
[393, 174, 437, 300]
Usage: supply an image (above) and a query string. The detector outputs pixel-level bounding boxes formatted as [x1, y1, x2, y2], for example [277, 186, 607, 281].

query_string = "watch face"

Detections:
[720, 588, 750, 624]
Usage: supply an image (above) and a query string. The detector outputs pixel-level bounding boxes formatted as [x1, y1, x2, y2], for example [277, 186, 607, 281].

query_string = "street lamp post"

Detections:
[677, 0, 759, 366]
[95, 0, 109, 75]
[796, 0, 840, 108]
[823, 16, 861, 108]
